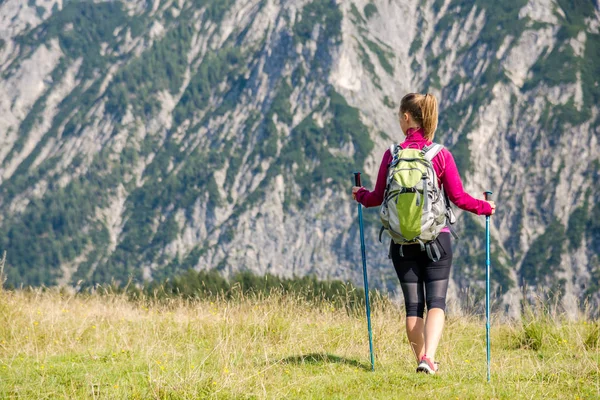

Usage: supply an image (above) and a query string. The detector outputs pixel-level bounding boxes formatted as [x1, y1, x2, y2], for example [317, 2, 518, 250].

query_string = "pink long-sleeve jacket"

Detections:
[355, 127, 493, 216]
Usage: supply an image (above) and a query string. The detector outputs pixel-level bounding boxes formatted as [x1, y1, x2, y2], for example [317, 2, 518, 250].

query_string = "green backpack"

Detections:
[379, 143, 456, 261]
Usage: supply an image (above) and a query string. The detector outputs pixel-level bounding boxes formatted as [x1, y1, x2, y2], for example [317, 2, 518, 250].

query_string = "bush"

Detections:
[519, 219, 566, 287]
[114, 268, 371, 312]
[293, 0, 342, 44]
[585, 323, 600, 349]
[566, 204, 588, 250]
[363, 3, 378, 19]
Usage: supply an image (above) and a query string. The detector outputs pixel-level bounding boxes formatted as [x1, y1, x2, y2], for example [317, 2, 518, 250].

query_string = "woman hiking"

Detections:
[352, 93, 496, 374]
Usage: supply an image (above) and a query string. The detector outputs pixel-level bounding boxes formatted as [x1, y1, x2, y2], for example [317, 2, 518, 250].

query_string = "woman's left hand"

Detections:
[352, 186, 362, 200]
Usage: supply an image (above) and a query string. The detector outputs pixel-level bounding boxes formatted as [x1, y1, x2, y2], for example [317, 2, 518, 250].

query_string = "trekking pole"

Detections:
[354, 172, 375, 371]
[484, 190, 493, 382]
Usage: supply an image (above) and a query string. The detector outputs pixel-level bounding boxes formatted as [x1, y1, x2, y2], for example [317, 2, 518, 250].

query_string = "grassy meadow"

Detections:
[0, 288, 598, 399]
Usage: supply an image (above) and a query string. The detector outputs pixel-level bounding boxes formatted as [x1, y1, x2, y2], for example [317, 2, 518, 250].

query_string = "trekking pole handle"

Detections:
[484, 191, 493, 201]
[354, 172, 362, 187]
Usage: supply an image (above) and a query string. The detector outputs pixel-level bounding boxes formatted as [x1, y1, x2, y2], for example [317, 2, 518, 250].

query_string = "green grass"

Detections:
[0, 289, 598, 399]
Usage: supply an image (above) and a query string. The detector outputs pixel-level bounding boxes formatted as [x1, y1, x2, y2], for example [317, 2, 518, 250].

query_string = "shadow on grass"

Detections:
[279, 353, 372, 371]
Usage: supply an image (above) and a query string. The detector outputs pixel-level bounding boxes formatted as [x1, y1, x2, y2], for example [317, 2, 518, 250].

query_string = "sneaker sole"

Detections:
[416, 363, 435, 375]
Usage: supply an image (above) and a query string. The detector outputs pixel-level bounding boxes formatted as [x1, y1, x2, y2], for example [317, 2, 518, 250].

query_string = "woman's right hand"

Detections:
[486, 201, 496, 215]
[352, 186, 362, 200]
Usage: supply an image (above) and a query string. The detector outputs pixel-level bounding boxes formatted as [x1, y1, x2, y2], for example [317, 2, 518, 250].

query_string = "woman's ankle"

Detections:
[422, 352, 435, 363]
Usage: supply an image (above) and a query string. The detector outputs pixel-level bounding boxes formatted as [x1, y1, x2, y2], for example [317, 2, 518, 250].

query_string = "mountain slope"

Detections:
[0, 0, 599, 315]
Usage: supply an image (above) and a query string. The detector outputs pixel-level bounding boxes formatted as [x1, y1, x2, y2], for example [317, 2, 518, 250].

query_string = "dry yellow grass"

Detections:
[0, 288, 598, 399]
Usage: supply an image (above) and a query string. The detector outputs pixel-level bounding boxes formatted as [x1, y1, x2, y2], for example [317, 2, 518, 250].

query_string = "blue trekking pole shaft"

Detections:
[355, 172, 375, 371]
[484, 191, 493, 382]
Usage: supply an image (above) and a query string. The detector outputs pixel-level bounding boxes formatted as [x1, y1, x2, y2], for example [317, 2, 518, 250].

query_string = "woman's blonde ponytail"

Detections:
[420, 93, 438, 140]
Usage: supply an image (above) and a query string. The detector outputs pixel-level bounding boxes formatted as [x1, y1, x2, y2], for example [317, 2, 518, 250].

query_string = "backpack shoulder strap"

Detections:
[388, 143, 401, 169]
[423, 143, 444, 162]
[423, 143, 444, 189]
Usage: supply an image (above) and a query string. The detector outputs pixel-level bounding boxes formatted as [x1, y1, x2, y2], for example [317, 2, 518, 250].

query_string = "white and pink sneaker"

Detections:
[416, 355, 439, 375]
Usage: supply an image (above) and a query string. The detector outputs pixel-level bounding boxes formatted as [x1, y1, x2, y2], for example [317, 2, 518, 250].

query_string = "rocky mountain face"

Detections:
[1, 0, 599, 316]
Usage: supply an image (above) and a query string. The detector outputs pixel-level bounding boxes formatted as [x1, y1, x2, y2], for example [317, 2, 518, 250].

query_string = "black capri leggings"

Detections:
[391, 233, 453, 318]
